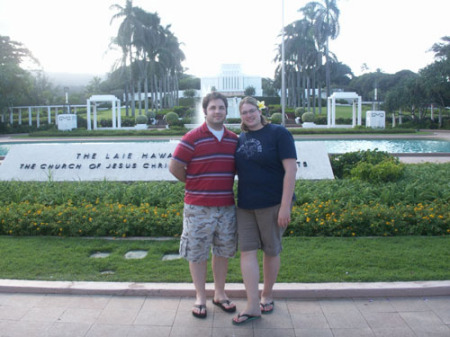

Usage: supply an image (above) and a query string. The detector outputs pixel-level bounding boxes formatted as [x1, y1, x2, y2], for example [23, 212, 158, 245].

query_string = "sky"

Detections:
[0, 0, 448, 81]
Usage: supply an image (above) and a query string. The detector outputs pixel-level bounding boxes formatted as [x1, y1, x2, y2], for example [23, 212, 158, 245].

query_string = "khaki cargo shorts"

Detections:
[179, 204, 237, 263]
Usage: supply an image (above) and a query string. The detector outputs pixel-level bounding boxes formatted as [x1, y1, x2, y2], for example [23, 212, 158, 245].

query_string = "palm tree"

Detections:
[277, 19, 317, 109]
[300, 0, 340, 98]
[430, 36, 450, 60]
[133, 9, 164, 115]
[110, 1, 185, 118]
[110, 0, 141, 117]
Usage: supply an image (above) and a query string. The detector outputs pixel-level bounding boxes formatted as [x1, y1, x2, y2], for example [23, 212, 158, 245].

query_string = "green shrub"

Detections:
[271, 112, 282, 124]
[226, 118, 241, 124]
[268, 105, 281, 113]
[0, 162, 448, 238]
[302, 112, 315, 122]
[173, 106, 191, 117]
[330, 149, 395, 179]
[351, 160, 405, 183]
[135, 115, 148, 124]
[295, 107, 305, 117]
[165, 112, 180, 126]
[99, 119, 112, 127]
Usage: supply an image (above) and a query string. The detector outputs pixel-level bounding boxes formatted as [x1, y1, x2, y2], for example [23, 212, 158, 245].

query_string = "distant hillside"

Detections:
[46, 72, 106, 86]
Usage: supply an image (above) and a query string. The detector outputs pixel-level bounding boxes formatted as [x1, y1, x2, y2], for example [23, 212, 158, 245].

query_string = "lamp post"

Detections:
[64, 87, 69, 114]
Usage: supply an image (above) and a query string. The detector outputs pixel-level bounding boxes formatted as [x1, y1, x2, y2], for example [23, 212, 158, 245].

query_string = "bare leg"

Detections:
[189, 260, 207, 315]
[212, 255, 235, 310]
[212, 255, 228, 300]
[237, 250, 261, 318]
[261, 253, 280, 305]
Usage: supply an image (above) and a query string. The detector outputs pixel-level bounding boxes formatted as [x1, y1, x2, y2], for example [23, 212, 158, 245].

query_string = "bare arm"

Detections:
[169, 159, 187, 183]
[277, 158, 297, 228]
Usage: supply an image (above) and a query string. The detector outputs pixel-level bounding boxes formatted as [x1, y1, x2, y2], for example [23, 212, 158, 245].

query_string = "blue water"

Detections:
[300, 139, 450, 154]
[0, 139, 449, 155]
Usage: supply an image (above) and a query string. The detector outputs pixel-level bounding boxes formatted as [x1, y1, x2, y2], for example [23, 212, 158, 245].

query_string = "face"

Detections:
[240, 103, 262, 131]
[204, 98, 227, 129]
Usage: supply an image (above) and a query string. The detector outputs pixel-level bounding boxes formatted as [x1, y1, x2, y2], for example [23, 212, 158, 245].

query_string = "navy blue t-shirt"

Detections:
[235, 123, 297, 209]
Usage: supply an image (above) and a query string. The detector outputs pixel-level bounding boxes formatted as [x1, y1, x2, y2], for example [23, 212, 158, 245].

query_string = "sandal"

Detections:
[260, 301, 274, 314]
[192, 304, 207, 319]
[232, 313, 261, 325]
[212, 299, 236, 313]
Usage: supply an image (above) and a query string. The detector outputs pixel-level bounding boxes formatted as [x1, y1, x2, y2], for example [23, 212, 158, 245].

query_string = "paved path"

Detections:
[0, 292, 449, 337]
[0, 281, 449, 336]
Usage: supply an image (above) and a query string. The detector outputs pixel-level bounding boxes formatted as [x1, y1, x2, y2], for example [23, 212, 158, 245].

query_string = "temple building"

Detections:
[200, 64, 262, 96]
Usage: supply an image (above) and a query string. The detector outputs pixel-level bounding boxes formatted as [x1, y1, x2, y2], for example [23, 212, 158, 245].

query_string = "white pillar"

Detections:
[93, 103, 98, 130]
[36, 107, 40, 128]
[86, 99, 92, 130]
[117, 100, 122, 128]
[392, 113, 396, 127]
[28, 107, 32, 126]
[352, 100, 356, 127]
[327, 97, 331, 127]
[18, 108, 22, 125]
[331, 97, 336, 127]
[112, 101, 117, 128]
[47, 106, 51, 124]
[357, 96, 362, 125]
[431, 104, 434, 121]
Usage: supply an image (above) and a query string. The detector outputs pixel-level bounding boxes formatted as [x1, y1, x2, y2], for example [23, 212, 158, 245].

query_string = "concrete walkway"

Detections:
[0, 280, 449, 336]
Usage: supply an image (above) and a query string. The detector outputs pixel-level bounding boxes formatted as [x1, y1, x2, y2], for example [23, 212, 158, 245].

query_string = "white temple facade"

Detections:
[201, 64, 262, 96]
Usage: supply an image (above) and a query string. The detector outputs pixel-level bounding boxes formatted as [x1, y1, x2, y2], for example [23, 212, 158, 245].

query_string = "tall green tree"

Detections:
[276, 18, 317, 109]
[420, 36, 450, 119]
[110, 1, 185, 116]
[0, 36, 40, 114]
[300, 0, 340, 98]
[110, 0, 141, 116]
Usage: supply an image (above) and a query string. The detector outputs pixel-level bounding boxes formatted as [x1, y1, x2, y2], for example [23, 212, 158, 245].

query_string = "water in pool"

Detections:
[0, 138, 449, 156]
[305, 139, 450, 154]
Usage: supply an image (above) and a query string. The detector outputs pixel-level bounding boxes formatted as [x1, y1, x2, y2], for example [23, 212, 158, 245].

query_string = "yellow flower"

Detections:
[257, 101, 266, 110]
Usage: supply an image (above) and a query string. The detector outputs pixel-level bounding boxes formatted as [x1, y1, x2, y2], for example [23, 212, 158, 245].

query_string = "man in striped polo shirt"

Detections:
[169, 92, 238, 319]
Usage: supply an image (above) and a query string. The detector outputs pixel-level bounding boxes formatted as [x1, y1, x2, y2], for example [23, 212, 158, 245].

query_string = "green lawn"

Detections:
[0, 236, 448, 283]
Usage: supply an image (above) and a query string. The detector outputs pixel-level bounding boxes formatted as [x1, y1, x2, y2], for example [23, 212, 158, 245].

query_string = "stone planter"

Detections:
[135, 124, 147, 130]
[302, 122, 316, 128]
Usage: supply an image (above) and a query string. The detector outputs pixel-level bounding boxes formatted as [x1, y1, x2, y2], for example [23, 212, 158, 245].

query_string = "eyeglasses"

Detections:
[240, 108, 258, 116]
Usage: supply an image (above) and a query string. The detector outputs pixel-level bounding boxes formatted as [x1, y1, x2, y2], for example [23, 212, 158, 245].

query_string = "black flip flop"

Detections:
[232, 313, 261, 325]
[192, 304, 207, 319]
[212, 299, 236, 313]
[260, 301, 274, 314]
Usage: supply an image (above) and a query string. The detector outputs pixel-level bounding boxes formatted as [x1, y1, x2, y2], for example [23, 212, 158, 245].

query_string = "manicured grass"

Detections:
[0, 236, 448, 283]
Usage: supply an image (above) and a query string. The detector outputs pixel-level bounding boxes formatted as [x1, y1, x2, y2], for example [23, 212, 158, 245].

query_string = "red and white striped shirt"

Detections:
[172, 122, 238, 206]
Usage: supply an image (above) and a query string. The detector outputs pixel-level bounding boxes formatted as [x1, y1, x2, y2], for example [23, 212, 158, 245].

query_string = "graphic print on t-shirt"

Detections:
[237, 138, 262, 159]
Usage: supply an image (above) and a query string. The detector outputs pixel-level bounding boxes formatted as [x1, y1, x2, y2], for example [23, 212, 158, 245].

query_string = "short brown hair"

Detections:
[202, 92, 228, 112]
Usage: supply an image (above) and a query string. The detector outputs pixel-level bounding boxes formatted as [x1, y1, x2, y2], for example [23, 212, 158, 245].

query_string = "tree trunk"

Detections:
[144, 76, 149, 116]
[137, 79, 142, 115]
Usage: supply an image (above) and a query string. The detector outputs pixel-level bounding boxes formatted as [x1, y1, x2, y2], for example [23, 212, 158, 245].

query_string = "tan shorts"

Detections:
[179, 204, 237, 263]
[237, 204, 285, 256]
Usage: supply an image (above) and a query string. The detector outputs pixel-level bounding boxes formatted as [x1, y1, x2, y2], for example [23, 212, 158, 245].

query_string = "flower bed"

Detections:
[0, 163, 448, 238]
